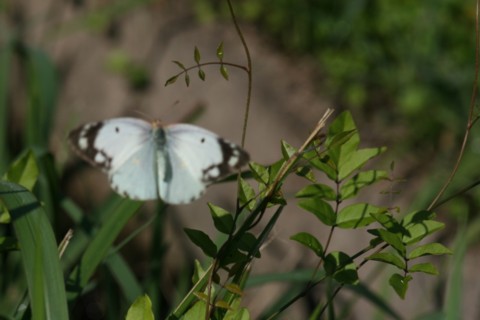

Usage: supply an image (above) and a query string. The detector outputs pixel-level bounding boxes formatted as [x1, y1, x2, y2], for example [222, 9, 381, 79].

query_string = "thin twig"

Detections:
[227, 0, 252, 148]
[428, 0, 480, 210]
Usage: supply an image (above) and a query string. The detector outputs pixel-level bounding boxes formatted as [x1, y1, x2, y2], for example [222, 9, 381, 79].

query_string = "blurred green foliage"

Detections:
[196, 0, 475, 149]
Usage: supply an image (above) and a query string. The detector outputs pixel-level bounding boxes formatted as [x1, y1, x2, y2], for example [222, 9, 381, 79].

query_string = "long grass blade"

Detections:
[0, 181, 69, 320]
[66, 197, 142, 301]
[0, 39, 13, 174]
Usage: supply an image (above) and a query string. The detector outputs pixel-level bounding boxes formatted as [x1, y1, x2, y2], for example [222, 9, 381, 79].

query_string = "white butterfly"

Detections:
[68, 118, 249, 204]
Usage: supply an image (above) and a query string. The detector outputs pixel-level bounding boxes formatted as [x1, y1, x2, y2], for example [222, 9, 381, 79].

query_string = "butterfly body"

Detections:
[68, 118, 249, 204]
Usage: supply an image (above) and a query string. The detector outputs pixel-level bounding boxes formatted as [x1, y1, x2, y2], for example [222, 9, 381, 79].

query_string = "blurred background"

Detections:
[1, 0, 480, 319]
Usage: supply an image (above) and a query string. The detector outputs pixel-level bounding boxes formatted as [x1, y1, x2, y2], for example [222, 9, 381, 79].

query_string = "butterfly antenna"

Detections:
[132, 108, 155, 122]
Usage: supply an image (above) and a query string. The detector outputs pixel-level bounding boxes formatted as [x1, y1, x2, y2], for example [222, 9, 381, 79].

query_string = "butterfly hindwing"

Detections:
[158, 124, 249, 204]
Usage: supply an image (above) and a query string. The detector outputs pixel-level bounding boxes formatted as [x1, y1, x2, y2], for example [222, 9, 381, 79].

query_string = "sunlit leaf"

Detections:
[182, 300, 207, 320]
[389, 273, 412, 299]
[249, 162, 269, 184]
[125, 294, 154, 320]
[409, 263, 439, 275]
[336, 203, 379, 228]
[366, 252, 405, 270]
[239, 178, 256, 210]
[338, 147, 387, 181]
[225, 283, 243, 296]
[298, 197, 336, 226]
[408, 243, 452, 260]
[340, 170, 388, 200]
[281, 140, 297, 160]
[377, 229, 406, 256]
[3, 150, 39, 191]
[290, 232, 323, 257]
[295, 183, 336, 201]
[402, 220, 444, 245]
[208, 203, 234, 234]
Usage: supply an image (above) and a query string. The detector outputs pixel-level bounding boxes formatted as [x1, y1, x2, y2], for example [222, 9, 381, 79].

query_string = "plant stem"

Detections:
[428, 0, 480, 211]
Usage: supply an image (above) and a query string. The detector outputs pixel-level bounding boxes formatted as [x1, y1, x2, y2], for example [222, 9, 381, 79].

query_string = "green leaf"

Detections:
[370, 211, 408, 235]
[377, 229, 406, 256]
[239, 178, 256, 210]
[324, 251, 358, 284]
[281, 140, 297, 160]
[216, 41, 224, 60]
[326, 112, 359, 167]
[105, 252, 143, 303]
[192, 259, 207, 284]
[290, 232, 323, 257]
[172, 60, 186, 70]
[408, 243, 452, 259]
[224, 306, 251, 320]
[336, 203, 378, 228]
[225, 283, 243, 296]
[366, 252, 405, 269]
[295, 183, 336, 201]
[267, 159, 284, 184]
[198, 68, 206, 81]
[297, 197, 336, 226]
[220, 65, 229, 80]
[340, 170, 388, 200]
[308, 156, 337, 181]
[182, 300, 207, 320]
[208, 203, 234, 234]
[249, 162, 269, 184]
[164, 75, 179, 86]
[126, 294, 154, 320]
[338, 147, 386, 180]
[67, 197, 143, 300]
[295, 166, 316, 182]
[184, 228, 217, 258]
[402, 220, 445, 245]
[3, 150, 39, 191]
[194, 46, 201, 64]
[327, 130, 357, 151]
[0, 41, 13, 173]
[402, 210, 435, 226]
[184, 73, 190, 86]
[389, 273, 412, 299]
[237, 232, 258, 254]
[0, 181, 69, 319]
[409, 263, 439, 275]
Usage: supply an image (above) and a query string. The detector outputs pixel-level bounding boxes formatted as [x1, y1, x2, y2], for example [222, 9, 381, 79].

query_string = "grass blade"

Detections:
[0, 180, 69, 320]
[0, 39, 13, 174]
[66, 197, 142, 301]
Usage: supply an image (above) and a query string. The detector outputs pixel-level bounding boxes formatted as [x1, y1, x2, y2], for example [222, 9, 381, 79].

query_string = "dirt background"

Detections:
[5, 0, 479, 319]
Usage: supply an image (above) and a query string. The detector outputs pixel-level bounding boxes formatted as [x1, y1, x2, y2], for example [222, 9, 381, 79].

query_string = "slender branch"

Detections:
[428, 0, 480, 210]
[227, 0, 252, 148]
